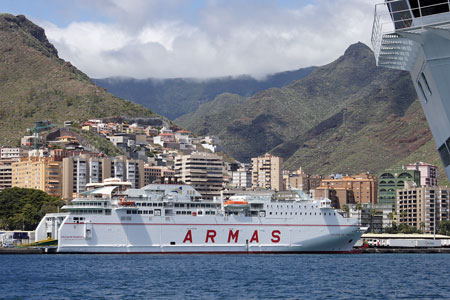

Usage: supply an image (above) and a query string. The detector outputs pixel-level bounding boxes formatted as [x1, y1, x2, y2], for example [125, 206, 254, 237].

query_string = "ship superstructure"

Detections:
[35, 182, 364, 253]
[372, 0, 450, 180]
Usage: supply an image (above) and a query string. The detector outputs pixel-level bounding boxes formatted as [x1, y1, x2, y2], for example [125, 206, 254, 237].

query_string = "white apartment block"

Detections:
[231, 167, 252, 189]
[406, 162, 438, 187]
[0, 148, 28, 160]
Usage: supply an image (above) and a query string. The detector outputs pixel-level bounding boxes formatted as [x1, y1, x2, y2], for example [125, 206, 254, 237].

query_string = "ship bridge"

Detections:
[372, 0, 450, 70]
[372, 0, 450, 181]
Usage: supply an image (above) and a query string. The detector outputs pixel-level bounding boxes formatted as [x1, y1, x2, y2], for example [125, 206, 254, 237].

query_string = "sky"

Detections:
[1, 0, 376, 79]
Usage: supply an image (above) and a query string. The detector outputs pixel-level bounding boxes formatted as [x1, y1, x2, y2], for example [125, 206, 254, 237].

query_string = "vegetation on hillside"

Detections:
[0, 187, 64, 231]
[0, 14, 157, 147]
[177, 42, 445, 181]
[94, 67, 315, 120]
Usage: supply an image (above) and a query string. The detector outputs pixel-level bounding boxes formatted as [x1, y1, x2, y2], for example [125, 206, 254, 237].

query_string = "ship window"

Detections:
[439, 143, 450, 167]
[149, 210, 153, 214]
[421, 72, 432, 96]
[417, 80, 427, 102]
[270, 212, 272, 215]
[211, 211, 215, 215]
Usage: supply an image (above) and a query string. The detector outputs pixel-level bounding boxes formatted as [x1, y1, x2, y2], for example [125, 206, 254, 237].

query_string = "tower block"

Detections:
[372, 0, 450, 180]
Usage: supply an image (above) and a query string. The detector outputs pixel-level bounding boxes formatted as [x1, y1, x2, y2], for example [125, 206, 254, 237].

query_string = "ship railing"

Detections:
[372, 0, 450, 62]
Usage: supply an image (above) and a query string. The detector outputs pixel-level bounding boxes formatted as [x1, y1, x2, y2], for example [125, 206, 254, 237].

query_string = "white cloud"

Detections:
[37, 0, 376, 79]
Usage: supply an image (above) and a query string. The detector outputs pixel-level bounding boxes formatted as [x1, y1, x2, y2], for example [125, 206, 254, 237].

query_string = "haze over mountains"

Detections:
[0, 14, 158, 146]
[94, 67, 315, 120]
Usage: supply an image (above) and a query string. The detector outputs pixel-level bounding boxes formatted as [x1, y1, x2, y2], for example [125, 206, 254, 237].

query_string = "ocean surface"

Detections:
[1, 254, 449, 300]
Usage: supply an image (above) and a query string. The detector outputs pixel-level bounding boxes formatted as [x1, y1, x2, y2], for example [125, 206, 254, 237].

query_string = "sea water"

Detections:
[1, 254, 449, 300]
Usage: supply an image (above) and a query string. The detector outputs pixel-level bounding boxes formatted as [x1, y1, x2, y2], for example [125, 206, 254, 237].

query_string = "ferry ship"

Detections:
[35, 179, 365, 253]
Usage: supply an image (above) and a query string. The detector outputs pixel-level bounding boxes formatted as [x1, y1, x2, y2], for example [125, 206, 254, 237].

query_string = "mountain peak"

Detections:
[0, 13, 58, 57]
[343, 42, 372, 59]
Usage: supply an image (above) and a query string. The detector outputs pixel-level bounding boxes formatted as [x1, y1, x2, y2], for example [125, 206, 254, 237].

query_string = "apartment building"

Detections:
[314, 173, 377, 209]
[251, 153, 283, 191]
[283, 168, 322, 192]
[175, 152, 223, 200]
[12, 157, 62, 197]
[406, 162, 438, 187]
[378, 168, 421, 209]
[62, 155, 144, 200]
[231, 166, 252, 189]
[397, 184, 450, 234]
[144, 165, 175, 185]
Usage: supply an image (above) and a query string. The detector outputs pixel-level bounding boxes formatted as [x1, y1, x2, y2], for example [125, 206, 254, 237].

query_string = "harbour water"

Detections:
[1, 254, 449, 300]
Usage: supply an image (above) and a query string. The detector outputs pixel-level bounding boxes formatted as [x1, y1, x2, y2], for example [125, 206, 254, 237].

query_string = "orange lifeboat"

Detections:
[119, 198, 135, 207]
[224, 200, 249, 209]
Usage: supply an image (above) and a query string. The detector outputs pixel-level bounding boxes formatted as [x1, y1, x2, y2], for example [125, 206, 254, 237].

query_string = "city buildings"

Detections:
[62, 155, 144, 200]
[397, 183, 450, 234]
[144, 165, 175, 185]
[314, 173, 377, 209]
[231, 166, 252, 189]
[11, 157, 62, 197]
[283, 168, 321, 192]
[378, 168, 421, 209]
[406, 162, 438, 187]
[251, 153, 283, 191]
[175, 152, 223, 200]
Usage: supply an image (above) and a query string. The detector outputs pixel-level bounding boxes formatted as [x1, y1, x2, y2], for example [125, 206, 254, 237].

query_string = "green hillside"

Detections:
[177, 42, 448, 183]
[0, 14, 156, 146]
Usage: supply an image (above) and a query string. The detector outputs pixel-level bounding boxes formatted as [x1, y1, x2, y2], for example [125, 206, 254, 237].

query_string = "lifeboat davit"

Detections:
[224, 200, 249, 209]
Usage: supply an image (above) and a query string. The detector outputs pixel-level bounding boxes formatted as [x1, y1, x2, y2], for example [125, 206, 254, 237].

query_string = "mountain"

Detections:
[176, 42, 448, 183]
[0, 14, 158, 146]
[93, 67, 315, 120]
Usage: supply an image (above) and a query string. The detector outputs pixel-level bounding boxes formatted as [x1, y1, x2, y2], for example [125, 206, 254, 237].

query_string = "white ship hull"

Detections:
[52, 215, 363, 253]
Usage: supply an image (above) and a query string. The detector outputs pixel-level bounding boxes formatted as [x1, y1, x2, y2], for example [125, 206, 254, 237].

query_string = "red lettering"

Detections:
[249, 230, 259, 243]
[228, 230, 239, 243]
[183, 230, 193, 243]
[205, 230, 216, 243]
[271, 230, 281, 243]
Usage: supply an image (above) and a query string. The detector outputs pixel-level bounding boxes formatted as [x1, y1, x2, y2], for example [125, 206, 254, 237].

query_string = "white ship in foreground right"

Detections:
[372, 0, 450, 180]
[35, 181, 366, 254]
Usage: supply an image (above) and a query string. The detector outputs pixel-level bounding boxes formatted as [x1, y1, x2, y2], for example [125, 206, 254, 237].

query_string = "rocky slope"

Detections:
[0, 14, 157, 146]
[176, 42, 447, 183]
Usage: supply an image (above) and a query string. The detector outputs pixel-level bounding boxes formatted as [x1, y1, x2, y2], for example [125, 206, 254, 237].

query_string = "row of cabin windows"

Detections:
[269, 211, 336, 216]
[175, 210, 216, 215]
[267, 204, 318, 210]
[174, 203, 217, 208]
[127, 210, 155, 215]
[136, 202, 163, 207]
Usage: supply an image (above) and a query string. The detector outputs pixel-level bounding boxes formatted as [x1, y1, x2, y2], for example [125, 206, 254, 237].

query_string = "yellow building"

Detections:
[12, 157, 62, 197]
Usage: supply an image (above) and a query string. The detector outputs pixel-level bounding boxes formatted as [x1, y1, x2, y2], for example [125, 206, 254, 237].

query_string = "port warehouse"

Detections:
[361, 233, 450, 247]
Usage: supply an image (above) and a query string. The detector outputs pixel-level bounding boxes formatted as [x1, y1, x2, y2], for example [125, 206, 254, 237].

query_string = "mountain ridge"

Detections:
[0, 14, 159, 146]
[93, 66, 316, 120]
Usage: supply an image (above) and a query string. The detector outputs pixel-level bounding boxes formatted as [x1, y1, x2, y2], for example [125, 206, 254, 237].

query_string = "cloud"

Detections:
[38, 0, 376, 79]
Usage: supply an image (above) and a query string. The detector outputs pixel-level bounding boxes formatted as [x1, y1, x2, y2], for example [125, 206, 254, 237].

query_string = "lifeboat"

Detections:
[119, 198, 135, 207]
[224, 200, 249, 210]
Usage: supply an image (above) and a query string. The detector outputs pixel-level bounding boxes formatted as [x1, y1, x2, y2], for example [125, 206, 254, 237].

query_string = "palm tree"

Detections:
[355, 202, 363, 225]
[342, 204, 350, 217]
[387, 212, 394, 228]
[420, 222, 425, 234]
[370, 209, 377, 233]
